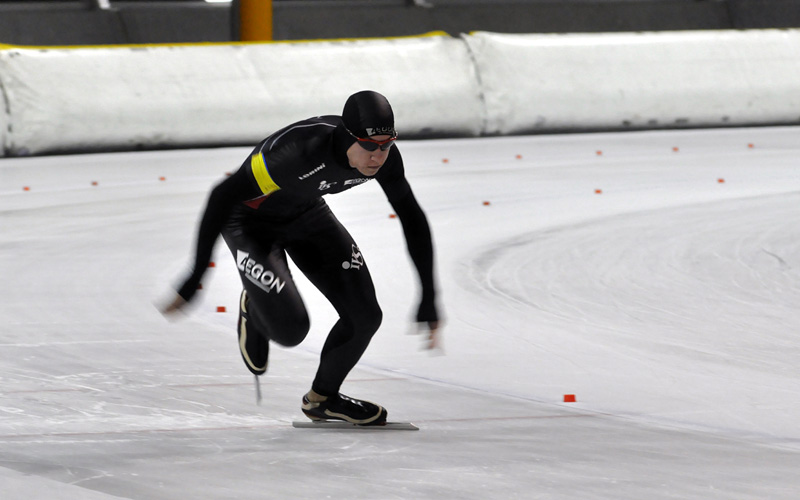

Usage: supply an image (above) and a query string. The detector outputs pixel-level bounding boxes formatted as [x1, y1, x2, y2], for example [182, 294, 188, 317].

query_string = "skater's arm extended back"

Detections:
[174, 167, 260, 304]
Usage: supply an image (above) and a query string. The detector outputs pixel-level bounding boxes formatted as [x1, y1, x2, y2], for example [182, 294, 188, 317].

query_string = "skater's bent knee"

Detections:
[357, 304, 383, 336]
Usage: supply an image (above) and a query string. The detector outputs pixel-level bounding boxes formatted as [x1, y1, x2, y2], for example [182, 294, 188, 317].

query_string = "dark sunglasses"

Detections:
[346, 128, 397, 151]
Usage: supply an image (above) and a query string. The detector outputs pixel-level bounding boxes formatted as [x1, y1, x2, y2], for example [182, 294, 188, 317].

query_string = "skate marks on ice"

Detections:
[463, 193, 800, 342]
[458, 192, 800, 446]
[3, 129, 800, 499]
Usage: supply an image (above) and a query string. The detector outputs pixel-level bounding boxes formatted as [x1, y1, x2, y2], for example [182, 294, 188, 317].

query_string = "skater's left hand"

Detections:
[416, 300, 442, 351]
[160, 293, 187, 318]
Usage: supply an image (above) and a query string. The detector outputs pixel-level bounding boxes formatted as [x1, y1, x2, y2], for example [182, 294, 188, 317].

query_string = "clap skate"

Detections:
[301, 390, 387, 426]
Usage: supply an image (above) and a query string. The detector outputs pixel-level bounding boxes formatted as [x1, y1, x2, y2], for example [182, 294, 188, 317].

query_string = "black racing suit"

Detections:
[176, 115, 438, 397]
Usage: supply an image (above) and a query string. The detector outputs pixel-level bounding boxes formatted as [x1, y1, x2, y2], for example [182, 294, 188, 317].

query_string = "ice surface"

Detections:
[2, 127, 800, 499]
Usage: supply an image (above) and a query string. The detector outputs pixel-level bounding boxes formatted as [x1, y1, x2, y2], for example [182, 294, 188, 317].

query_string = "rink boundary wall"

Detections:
[1, 30, 799, 157]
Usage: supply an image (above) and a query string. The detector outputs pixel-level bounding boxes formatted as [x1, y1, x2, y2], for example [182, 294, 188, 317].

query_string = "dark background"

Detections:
[1, 0, 799, 46]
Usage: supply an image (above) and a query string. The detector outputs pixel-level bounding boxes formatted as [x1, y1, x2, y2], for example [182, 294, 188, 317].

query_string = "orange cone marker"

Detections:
[564, 394, 576, 403]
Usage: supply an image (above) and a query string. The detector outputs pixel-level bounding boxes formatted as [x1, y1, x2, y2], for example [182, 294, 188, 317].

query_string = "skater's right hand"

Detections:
[419, 320, 443, 352]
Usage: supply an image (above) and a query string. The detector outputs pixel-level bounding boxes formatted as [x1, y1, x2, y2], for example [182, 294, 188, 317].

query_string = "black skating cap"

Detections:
[341, 90, 395, 139]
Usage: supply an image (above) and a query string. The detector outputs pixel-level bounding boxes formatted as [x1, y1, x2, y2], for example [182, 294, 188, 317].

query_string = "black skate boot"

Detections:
[301, 390, 387, 426]
[238, 290, 268, 376]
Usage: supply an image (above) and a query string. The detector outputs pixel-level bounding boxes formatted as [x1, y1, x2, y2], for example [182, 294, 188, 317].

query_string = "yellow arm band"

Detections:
[251, 152, 281, 195]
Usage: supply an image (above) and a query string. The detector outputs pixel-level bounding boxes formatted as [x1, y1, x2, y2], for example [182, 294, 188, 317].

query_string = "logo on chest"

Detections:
[344, 177, 370, 186]
[299, 163, 326, 180]
[318, 180, 337, 191]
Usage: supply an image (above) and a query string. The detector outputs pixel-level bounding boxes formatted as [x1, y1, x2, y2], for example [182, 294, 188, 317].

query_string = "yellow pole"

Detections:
[240, 0, 273, 41]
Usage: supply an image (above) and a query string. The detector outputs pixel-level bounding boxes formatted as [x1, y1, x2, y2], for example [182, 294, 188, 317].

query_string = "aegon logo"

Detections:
[237, 250, 285, 294]
[365, 126, 394, 136]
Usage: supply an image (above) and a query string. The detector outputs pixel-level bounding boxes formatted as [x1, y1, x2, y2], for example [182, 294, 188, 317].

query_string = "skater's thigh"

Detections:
[286, 210, 380, 321]
[222, 220, 309, 346]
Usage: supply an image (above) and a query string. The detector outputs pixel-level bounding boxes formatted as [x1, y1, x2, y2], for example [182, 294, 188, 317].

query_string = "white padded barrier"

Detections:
[1, 29, 800, 156]
[0, 93, 7, 155]
[463, 30, 800, 135]
[0, 34, 482, 156]
[0, 51, 9, 155]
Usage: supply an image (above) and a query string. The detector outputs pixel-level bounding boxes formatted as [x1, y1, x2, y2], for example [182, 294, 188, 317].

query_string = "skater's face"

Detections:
[347, 135, 392, 177]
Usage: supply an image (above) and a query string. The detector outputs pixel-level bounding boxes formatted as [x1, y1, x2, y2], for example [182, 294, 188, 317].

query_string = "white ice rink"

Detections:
[2, 126, 800, 499]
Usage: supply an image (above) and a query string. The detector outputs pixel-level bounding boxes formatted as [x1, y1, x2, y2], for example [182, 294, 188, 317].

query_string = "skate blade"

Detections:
[292, 421, 419, 431]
